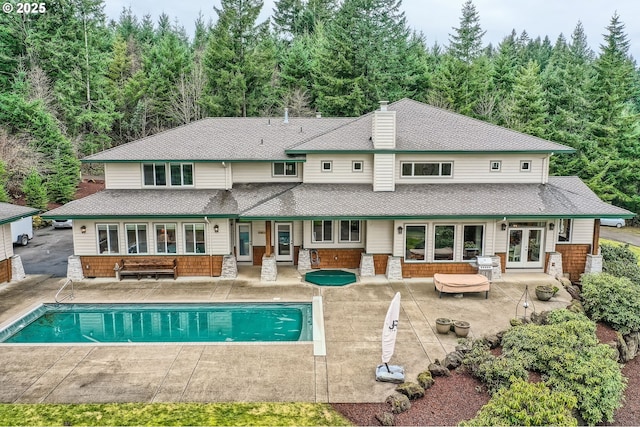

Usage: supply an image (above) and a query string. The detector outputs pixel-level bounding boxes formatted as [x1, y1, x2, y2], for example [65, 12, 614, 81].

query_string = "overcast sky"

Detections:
[103, 0, 640, 59]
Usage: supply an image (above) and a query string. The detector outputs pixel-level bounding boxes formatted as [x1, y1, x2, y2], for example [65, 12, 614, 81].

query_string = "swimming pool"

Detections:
[0, 303, 312, 344]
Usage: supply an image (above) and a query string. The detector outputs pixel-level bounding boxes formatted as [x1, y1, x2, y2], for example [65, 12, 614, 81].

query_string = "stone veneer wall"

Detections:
[554, 244, 591, 282]
[80, 255, 223, 278]
[0, 257, 10, 283]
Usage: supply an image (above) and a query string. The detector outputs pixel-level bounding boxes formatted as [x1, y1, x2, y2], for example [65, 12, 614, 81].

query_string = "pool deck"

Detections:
[0, 268, 570, 404]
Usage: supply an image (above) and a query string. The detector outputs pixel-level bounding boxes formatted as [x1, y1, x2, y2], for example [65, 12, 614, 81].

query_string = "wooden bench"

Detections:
[115, 258, 177, 280]
[433, 273, 490, 299]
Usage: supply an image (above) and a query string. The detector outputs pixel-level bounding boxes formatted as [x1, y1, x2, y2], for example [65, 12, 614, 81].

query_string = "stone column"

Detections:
[490, 255, 502, 280]
[10, 255, 25, 281]
[221, 255, 238, 279]
[261, 254, 277, 281]
[67, 255, 84, 281]
[298, 249, 311, 271]
[546, 252, 563, 279]
[584, 254, 603, 274]
[386, 256, 402, 280]
[360, 253, 375, 277]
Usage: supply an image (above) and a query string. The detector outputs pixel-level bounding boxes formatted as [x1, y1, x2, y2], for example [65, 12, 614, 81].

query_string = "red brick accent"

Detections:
[555, 244, 591, 282]
[400, 261, 477, 278]
[310, 248, 364, 269]
[0, 258, 11, 283]
[80, 255, 224, 278]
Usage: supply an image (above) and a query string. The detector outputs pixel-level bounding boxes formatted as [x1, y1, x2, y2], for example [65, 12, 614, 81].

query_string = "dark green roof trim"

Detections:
[239, 213, 633, 221]
[41, 214, 237, 220]
[0, 210, 40, 226]
[284, 149, 575, 155]
[81, 159, 307, 164]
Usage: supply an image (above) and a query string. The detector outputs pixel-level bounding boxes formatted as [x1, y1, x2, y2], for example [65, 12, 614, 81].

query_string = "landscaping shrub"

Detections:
[600, 243, 640, 284]
[601, 242, 638, 265]
[462, 340, 527, 394]
[581, 273, 640, 334]
[500, 309, 625, 425]
[460, 379, 578, 426]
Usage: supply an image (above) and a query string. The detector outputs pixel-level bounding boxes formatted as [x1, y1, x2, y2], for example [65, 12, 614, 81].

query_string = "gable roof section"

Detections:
[0, 203, 39, 225]
[286, 99, 575, 154]
[83, 117, 354, 163]
[239, 177, 632, 220]
[42, 184, 298, 219]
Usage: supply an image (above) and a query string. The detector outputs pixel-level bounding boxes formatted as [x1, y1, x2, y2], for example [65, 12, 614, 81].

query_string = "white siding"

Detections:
[293, 221, 303, 246]
[372, 110, 396, 149]
[195, 163, 228, 189]
[1, 224, 13, 260]
[374, 154, 395, 191]
[252, 221, 267, 246]
[303, 154, 373, 183]
[232, 163, 303, 183]
[395, 154, 546, 184]
[571, 219, 595, 244]
[105, 163, 142, 189]
[365, 220, 393, 253]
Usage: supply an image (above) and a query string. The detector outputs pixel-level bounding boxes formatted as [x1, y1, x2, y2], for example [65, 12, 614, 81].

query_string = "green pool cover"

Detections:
[305, 269, 357, 286]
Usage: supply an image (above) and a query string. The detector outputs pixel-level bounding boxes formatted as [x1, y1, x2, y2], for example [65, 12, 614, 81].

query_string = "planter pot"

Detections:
[454, 320, 471, 337]
[535, 286, 555, 301]
[435, 318, 452, 334]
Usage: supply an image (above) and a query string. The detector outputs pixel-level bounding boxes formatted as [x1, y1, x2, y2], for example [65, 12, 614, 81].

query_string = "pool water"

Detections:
[0, 303, 312, 344]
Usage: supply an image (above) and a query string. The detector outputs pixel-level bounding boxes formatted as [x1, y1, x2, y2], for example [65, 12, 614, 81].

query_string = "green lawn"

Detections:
[0, 403, 352, 426]
[600, 238, 640, 264]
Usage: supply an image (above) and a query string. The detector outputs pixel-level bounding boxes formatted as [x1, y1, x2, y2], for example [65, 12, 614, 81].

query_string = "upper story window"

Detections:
[401, 162, 453, 177]
[520, 160, 532, 172]
[273, 162, 297, 176]
[143, 163, 193, 186]
[352, 161, 363, 172]
[490, 161, 501, 172]
[321, 161, 333, 172]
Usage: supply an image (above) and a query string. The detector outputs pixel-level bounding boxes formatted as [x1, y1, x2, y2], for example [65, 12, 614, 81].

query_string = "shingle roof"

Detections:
[42, 184, 297, 218]
[0, 203, 39, 225]
[287, 99, 574, 153]
[83, 117, 354, 162]
[240, 177, 632, 219]
[43, 178, 632, 220]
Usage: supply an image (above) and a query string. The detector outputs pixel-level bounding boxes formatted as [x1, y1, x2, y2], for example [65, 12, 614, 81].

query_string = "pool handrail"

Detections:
[55, 279, 74, 303]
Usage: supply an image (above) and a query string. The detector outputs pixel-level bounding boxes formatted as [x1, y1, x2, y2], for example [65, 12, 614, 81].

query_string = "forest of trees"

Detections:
[0, 0, 639, 216]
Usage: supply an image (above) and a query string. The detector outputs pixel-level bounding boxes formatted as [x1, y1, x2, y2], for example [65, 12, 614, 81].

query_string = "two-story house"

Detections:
[0, 203, 39, 283]
[44, 99, 633, 281]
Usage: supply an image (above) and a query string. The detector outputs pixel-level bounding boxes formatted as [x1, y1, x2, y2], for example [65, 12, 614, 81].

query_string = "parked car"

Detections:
[10, 216, 33, 246]
[600, 218, 625, 228]
[52, 219, 73, 229]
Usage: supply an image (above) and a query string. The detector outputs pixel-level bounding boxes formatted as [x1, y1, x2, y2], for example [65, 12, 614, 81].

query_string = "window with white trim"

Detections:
[401, 162, 453, 177]
[557, 219, 572, 243]
[184, 223, 205, 253]
[97, 224, 119, 254]
[463, 225, 484, 260]
[339, 220, 361, 242]
[170, 163, 194, 186]
[352, 161, 363, 172]
[520, 160, 532, 172]
[155, 223, 177, 254]
[490, 161, 501, 172]
[143, 163, 166, 186]
[404, 225, 426, 261]
[273, 162, 297, 176]
[143, 163, 193, 186]
[312, 220, 332, 242]
[126, 224, 148, 254]
[434, 225, 455, 261]
[321, 161, 332, 172]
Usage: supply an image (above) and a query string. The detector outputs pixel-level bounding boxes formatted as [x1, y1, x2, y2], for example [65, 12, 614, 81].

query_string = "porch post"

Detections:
[265, 220, 272, 256]
[592, 219, 600, 255]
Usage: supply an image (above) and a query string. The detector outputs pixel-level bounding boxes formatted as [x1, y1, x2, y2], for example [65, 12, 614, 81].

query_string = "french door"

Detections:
[507, 227, 544, 268]
[275, 222, 293, 261]
[236, 223, 252, 262]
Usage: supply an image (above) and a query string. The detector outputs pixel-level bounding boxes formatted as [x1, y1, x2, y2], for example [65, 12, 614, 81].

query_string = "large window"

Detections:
[170, 163, 194, 186]
[97, 224, 119, 254]
[184, 223, 205, 253]
[557, 219, 572, 243]
[405, 225, 426, 261]
[155, 223, 177, 253]
[434, 225, 455, 261]
[273, 162, 297, 176]
[126, 224, 148, 254]
[143, 163, 166, 186]
[340, 220, 361, 242]
[463, 225, 484, 260]
[401, 162, 452, 177]
[312, 220, 332, 242]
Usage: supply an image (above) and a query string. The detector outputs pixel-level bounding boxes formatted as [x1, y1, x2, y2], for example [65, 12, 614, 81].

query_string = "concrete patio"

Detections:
[0, 268, 570, 404]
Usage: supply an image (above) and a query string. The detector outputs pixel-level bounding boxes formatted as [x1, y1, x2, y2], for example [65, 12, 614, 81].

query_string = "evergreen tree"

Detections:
[507, 60, 548, 138]
[448, 0, 485, 64]
[22, 169, 48, 210]
[0, 161, 9, 203]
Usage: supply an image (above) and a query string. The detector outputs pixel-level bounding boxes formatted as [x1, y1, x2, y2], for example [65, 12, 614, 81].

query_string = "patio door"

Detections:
[236, 223, 252, 262]
[507, 227, 544, 268]
[275, 222, 293, 262]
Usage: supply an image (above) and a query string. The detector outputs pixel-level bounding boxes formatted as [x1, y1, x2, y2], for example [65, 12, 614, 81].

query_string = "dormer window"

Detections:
[143, 163, 167, 186]
[143, 163, 193, 186]
[273, 162, 297, 176]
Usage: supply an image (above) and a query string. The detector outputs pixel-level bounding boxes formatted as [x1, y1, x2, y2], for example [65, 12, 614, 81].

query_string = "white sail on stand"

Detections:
[375, 292, 405, 383]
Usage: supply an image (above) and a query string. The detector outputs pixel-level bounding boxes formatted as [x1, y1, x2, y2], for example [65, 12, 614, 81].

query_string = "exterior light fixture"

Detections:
[214, 224, 220, 233]
[80, 225, 87, 234]
[501, 223, 507, 231]
[549, 222, 555, 231]
[397, 226, 403, 234]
